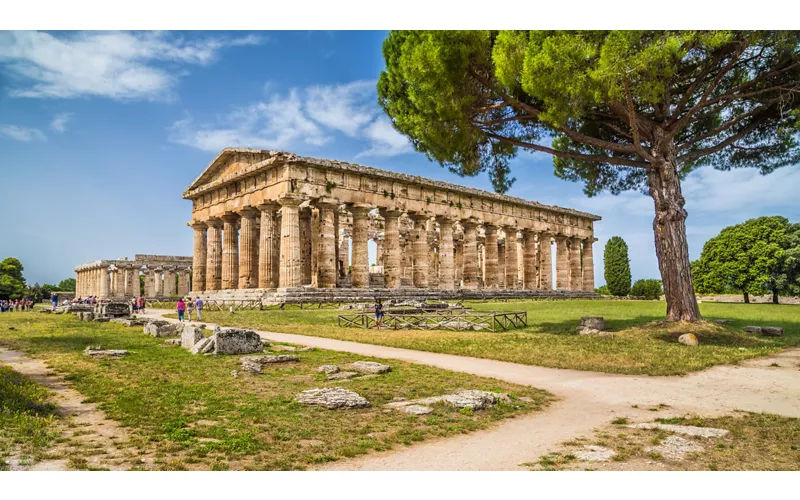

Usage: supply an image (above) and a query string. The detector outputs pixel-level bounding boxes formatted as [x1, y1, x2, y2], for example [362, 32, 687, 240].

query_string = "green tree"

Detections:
[57, 278, 76, 292]
[692, 216, 788, 303]
[631, 279, 663, 300]
[604, 236, 632, 296]
[0, 257, 26, 300]
[378, 31, 800, 321]
[770, 221, 800, 302]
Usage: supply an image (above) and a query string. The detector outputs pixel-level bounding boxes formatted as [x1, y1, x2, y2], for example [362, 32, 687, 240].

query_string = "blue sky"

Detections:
[1, 30, 798, 287]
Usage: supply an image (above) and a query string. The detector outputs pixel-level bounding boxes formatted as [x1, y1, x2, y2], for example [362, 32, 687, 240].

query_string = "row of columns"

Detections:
[190, 196, 596, 292]
[75, 266, 191, 298]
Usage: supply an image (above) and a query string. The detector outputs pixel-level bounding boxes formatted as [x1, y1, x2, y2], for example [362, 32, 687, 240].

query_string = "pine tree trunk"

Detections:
[744, 291, 750, 304]
[647, 147, 702, 322]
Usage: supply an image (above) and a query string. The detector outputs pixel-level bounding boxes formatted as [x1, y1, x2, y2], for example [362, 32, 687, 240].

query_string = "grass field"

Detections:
[186, 299, 800, 376]
[0, 312, 551, 470]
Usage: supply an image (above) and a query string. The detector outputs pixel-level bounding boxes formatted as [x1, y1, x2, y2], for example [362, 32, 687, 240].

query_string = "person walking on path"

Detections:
[176, 299, 186, 322]
[194, 297, 203, 321]
[51, 293, 59, 310]
[374, 299, 384, 329]
[186, 298, 193, 321]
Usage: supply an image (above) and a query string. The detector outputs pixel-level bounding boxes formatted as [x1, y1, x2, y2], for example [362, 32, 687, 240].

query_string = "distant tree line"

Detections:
[0, 256, 75, 301]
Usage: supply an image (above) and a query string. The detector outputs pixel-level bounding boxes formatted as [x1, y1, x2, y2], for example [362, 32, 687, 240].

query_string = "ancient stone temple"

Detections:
[184, 149, 600, 302]
[74, 255, 192, 299]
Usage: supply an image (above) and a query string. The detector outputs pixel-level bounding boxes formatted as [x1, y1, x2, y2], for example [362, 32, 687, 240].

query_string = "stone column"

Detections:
[205, 218, 223, 291]
[115, 270, 125, 297]
[539, 233, 553, 290]
[350, 204, 371, 288]
[97, 267, 108, 298]
[555, 235, 570, 289]
[177, 270, 190, 296]
[504, 227, 518, 289]
[278, 195, 304, 288]
[569, 237, 583, 291]
[190, 221, 207, 292]
[376, 238, 384, 267]
[461, 219, 479, 289]
[380, 209, 402, 289]
[316, 199, 339, 288]
[333, 209, 341, 280]
[338, 234, 350, 280]
[300, 207, 313, 285]
[484, 224, 499, 288]
[409, 213, 429, 289]
[238, 208, 259, 289]
[125, 268, 137, 297]
[498, 239, 506, 289]
[582, 238, 596, 291]
[522, 231, 538, 290]
[221, 213, 240, 290]
[155, 268, 165, 297]
[455, 238, 463, 286]
[163, 268, 176, 296]
[257, 202, 280, 289]
[437, 217, 455, 290]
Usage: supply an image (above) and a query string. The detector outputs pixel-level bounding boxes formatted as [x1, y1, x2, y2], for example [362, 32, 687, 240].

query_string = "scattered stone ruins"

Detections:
[74, 255, 192, 298]
[183, 149, 601, 301]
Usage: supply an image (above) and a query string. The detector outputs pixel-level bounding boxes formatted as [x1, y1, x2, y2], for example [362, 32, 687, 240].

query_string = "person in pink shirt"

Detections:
[176, 299, 186, 322]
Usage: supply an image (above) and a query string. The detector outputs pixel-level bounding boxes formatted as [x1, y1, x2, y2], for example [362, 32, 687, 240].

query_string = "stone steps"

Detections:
[188, 287, 600, 305]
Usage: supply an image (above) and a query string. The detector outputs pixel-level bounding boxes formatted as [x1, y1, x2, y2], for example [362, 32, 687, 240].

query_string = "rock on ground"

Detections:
[240, 359, 263, 374]
[402, 404, 433, 415]
[191, 337, 212, 355]
[144, 321, 178, 338]
[317, 365, 340, 374]
[574, 445, 616, 462]
[678, 333, 698, 346]
[294, 387, 371, 409]
[241, 355, 299, 364]
[580, 316, 605, 330]
[743, 326, 762, 334]
[181, 326, 206, 349]
[628, 422, 729, 438]
[647, 435, 704, 460]
[327, 371, 359, 380]
[213, 327, 264, 355]
[201, 335, 217, 354]
[762, 326, 784, 337]
[349, 361, 392, 374]
[83, 346, 129, 359]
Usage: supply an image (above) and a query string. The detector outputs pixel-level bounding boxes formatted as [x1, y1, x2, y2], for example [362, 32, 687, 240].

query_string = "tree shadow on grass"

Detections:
[526, 316, 664, 335]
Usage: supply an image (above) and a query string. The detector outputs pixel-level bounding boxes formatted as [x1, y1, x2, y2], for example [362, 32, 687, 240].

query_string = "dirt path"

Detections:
[0, 347, 145, 471]
[141, 312, 800, 469]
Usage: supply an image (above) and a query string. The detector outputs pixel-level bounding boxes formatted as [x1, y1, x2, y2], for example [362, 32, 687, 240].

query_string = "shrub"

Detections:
[595, 285, 610, 295]
[631, 279, 663, 300]
[604, 236, 631, 296]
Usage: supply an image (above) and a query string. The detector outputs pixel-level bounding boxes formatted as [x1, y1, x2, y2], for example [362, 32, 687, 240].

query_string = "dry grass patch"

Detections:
[525, 412, 800, 471]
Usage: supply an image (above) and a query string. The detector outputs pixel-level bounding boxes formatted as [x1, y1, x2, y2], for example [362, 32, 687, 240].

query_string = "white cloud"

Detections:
[305, 80, 376, 136]
[0, 31, 262, 101]
[0, 125, 46, 142]
[49, 112, 73, 133]
[170, 89, 330, 152]
[356, 117, 413, 158]
[171, 80, 413, 158]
